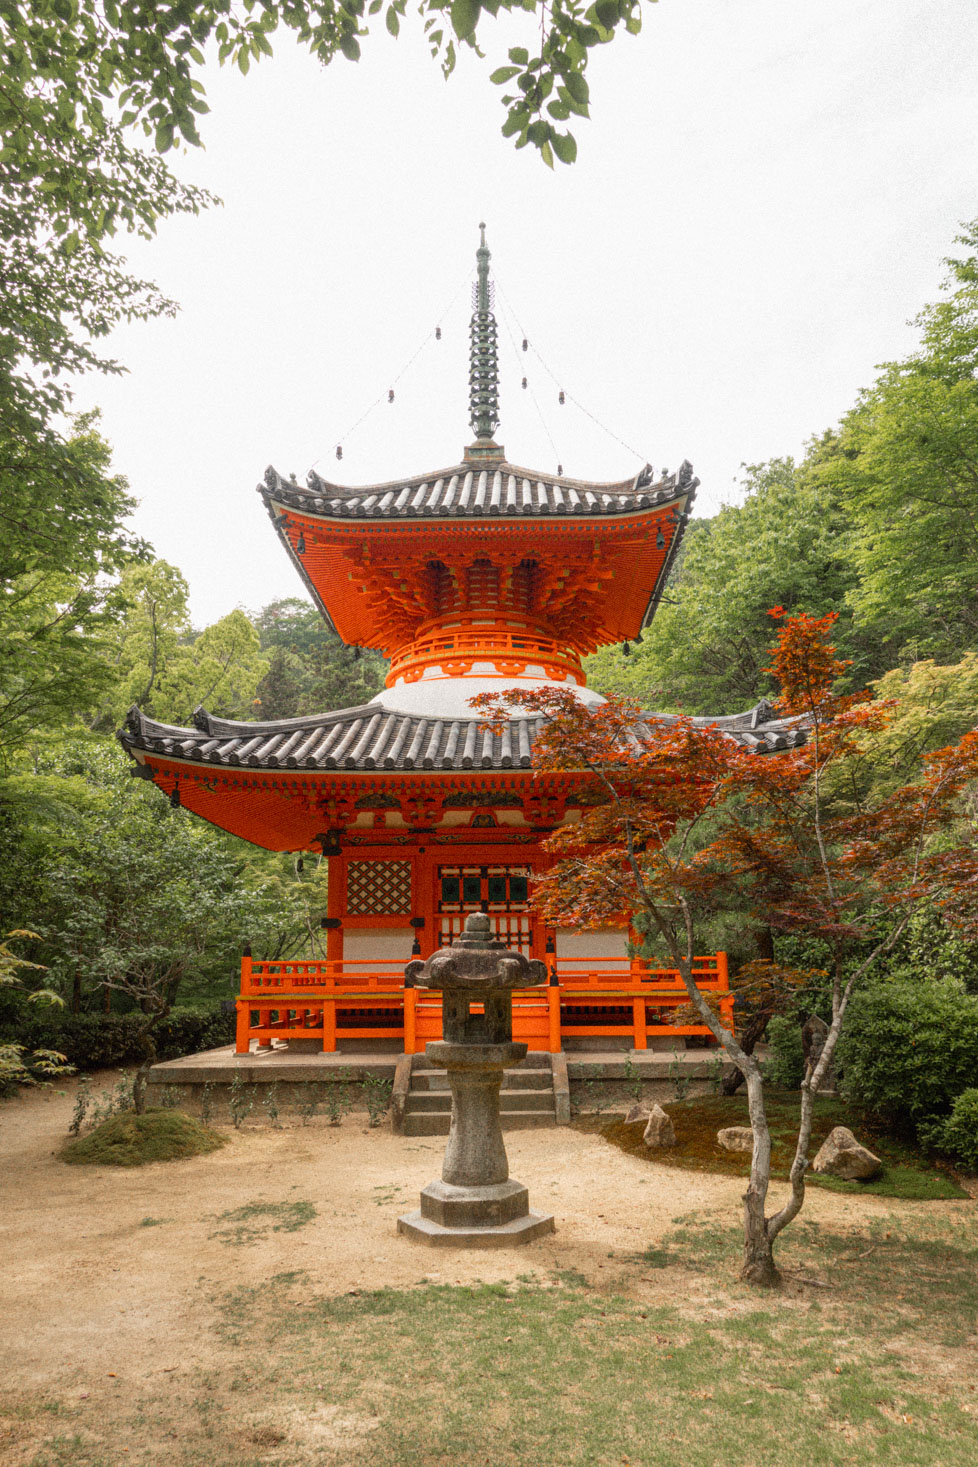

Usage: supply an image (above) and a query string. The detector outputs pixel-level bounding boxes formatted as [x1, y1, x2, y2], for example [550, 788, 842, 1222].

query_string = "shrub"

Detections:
[763, 1015, 805, 1089]
[0, 1005, 234, 1071]
[838, 979, 978, 1133]
[937, 1089, 978, 1171]
[61, 1109, 227, 1166]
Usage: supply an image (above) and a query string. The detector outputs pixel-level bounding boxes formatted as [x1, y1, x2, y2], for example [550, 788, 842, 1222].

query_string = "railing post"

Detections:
[547, 973, 561, 1054]
[404, 985, 417, 1054]
[236, 951, 253, 1053]
[235, 1000, 251, 1054]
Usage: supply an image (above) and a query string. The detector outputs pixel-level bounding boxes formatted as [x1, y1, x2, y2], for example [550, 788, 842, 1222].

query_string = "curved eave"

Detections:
[118, 697, 806, 778]
[261, 459, 696, 522]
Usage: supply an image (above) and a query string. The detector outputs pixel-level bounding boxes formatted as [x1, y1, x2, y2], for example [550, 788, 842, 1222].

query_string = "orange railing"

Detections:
[235, 954, 731, 1054]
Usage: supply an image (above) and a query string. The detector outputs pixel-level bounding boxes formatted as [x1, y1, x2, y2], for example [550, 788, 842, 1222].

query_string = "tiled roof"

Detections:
[260, 458, 696, 523]
[120, 698, 806, 775]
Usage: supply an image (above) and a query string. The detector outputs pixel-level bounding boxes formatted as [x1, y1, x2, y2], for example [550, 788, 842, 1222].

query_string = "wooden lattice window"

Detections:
[346, 861, 412, 916]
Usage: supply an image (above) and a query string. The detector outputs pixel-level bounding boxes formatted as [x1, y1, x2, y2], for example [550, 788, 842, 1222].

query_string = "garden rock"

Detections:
[642, 1104, 676, 1148]
[812, 1126, 882, 1180]
[623, 1102, 653, 1127]
[717, 1126, 754, 1152]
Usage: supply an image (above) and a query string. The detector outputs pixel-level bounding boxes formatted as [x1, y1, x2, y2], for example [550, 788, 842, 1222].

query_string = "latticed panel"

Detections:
[346, 861, 412, 916]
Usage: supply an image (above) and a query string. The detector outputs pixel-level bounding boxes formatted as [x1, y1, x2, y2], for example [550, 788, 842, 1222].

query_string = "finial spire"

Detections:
[469, 223, 500, 446]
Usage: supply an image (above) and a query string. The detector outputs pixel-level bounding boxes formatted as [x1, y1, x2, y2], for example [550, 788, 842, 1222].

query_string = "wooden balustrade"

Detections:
[235, 953, 731, 1054]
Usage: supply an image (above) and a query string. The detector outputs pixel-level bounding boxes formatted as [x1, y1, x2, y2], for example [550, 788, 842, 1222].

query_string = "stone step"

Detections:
[412, 1069, 552, 1092]
[405, 1088, 556, 1114]
[411, 1052, 552, 1071]
[401, 1109, 556, 1137]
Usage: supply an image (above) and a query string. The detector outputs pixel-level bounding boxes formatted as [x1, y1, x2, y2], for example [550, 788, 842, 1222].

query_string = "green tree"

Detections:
[0, 413, 141, 769]
[253, 597, 386, 717]
[0, 739, 326, 1020]
[585, 457, 864, 713]
[823, 221, 978, 662]
[93, 561, 269, 728]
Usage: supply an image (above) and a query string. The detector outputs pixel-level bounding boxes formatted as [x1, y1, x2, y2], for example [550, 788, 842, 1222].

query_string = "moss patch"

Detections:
[61, 1108, 227, 1167]
[576, 1091, 969, 1200]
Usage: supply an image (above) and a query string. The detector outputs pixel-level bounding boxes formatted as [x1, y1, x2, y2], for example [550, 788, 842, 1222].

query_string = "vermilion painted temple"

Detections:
[121, 230, 803, 1058]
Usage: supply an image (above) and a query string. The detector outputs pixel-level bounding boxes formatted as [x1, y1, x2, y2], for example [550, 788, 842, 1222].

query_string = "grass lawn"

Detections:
[13, 1209, 977, 1467]
[575, 1091, 970, 1200]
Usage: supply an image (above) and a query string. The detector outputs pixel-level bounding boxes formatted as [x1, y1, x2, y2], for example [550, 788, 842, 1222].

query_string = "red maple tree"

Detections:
[474, 612, 978, 1286]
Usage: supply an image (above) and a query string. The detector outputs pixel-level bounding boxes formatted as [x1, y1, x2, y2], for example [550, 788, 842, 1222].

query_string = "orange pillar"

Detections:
[322, 976, 336, 1052]
[632, 996, 648, 1050]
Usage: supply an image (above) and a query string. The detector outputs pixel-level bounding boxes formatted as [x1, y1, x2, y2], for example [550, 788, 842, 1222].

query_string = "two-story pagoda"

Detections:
[121, 230, 802, 1056]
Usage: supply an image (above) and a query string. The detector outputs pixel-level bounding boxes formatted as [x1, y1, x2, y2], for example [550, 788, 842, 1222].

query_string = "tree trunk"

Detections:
[740, 1065, 782, 1287]
[132, 1022, 158, 1115]
[741, 1189, 781, 1287]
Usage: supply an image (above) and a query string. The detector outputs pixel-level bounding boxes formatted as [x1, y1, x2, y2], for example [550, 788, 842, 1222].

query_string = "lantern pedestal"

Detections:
[397, 917, 555, 1248]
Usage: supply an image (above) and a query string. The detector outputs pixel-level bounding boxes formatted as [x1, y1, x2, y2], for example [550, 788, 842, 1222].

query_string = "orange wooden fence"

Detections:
[235, 954, 732, 1054]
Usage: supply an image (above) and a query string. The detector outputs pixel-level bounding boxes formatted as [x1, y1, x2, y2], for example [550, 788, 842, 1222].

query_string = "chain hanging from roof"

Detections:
[469, 223, 500, 442]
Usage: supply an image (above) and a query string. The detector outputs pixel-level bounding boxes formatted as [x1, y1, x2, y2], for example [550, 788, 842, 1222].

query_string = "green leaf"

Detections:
[540, 139, 554, 169]
[237, 47, 250, 75]
[547, 100, 570, 121]
[563, 71, 589, 104]
[339, 32, 361, 60]
[154, 122, 174, 151]
[450, 0, 480, 41]
[593, 0, 619, 28]
[551, 130, 577, 165]
[386, 6, 400, 35]
[508, 46, 529, 64]
[489, 65, 520, 84]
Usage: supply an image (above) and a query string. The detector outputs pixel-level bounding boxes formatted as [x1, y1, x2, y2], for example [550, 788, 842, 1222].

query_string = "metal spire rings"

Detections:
[469, 223, 500, 442]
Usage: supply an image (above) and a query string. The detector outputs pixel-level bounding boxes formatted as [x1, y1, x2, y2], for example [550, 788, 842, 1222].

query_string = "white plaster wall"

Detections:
[556, 928, 629, 971]
[342, 929, 414, 963]
[366, 673, 604, 719]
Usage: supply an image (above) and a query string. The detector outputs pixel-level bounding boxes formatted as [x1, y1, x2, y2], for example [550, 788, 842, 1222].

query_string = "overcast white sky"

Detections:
[74, 0, 978, 629]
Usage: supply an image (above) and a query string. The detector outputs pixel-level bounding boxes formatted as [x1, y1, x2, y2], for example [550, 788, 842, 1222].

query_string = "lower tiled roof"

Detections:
[119, 699, 806, 774]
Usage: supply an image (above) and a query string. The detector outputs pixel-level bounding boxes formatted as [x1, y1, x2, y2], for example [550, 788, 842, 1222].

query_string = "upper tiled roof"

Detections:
[260, 458, 696, 524]
[120, 697, 805, 776]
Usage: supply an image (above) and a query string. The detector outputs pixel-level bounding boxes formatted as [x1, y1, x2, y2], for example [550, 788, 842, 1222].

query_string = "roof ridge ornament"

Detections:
[466, 223, 503, 462]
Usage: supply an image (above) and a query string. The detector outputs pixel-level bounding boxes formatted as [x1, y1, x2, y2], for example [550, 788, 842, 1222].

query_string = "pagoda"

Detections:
[120, 229, 802, 1056]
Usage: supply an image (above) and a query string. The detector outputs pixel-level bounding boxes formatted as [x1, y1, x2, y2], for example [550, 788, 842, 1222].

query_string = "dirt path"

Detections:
[3, 1073, 972, 1404]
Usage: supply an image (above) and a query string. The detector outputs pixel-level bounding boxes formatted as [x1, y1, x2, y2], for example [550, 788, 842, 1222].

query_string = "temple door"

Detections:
[436, 864, 535, 957]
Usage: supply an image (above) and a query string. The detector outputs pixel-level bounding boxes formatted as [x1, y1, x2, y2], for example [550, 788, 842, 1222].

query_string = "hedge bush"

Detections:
[763, 1015, 806, 1089]
[936, 1088, 978, 1171]
[0, 1007, 234, 1071]
[838, 979, 978, 1133]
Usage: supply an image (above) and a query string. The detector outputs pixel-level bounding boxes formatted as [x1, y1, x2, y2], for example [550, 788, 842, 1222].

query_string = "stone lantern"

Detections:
[397, 912, 556, 1246]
